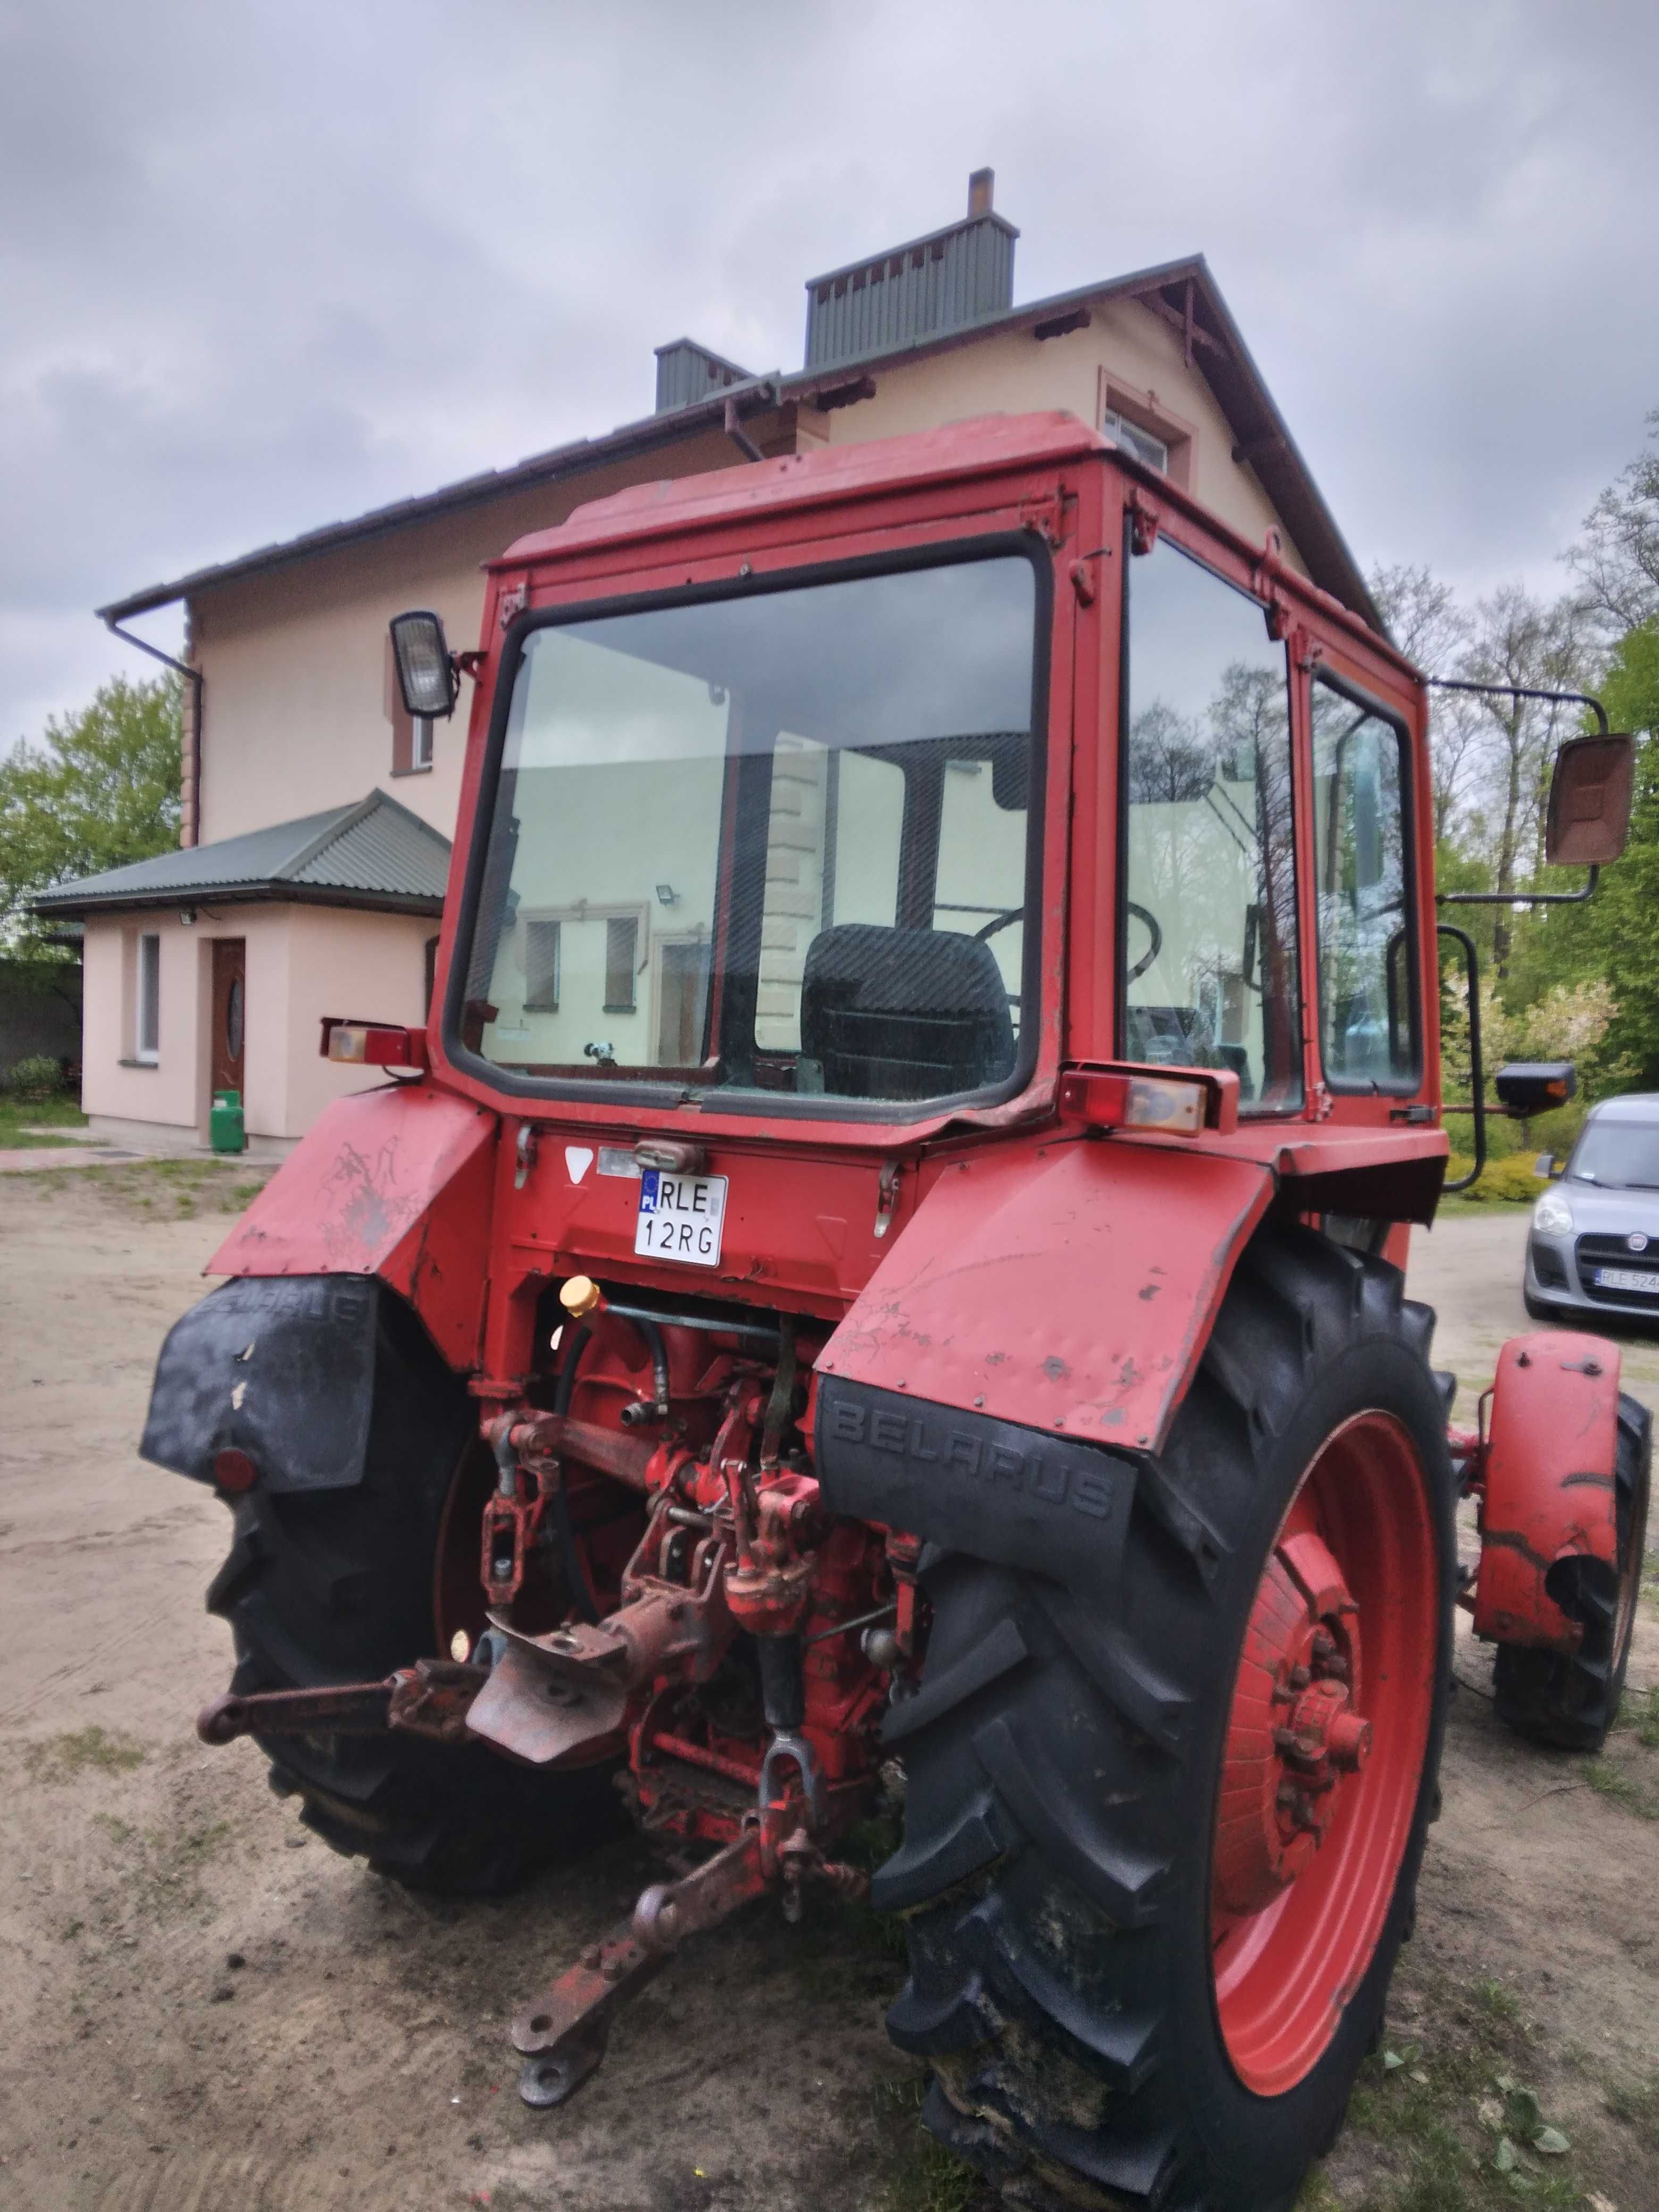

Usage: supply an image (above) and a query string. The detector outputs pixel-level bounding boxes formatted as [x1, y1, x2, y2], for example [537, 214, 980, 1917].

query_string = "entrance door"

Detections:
[211, 939, 246, 1097]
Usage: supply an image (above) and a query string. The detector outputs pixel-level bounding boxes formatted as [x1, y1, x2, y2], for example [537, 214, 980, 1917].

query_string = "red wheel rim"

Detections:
[1211, 1411, 1438, 2097]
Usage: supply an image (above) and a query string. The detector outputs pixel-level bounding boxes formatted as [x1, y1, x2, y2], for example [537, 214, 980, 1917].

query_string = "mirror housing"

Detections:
[389, 610, 459, 720]
[1545, 732, 1634, 866]
[1495, 1061, 1576, 1118]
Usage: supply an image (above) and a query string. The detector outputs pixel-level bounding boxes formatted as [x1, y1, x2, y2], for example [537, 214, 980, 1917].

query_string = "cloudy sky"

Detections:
[3, 0, 1655, 744]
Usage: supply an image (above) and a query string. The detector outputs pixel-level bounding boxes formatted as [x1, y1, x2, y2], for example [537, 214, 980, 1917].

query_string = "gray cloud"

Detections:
[3, 0, 1656, 741]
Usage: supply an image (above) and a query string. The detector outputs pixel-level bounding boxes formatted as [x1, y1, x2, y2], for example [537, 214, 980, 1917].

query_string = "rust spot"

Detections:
[1042, 1355, 1070, 1383]
[1138, 1283, 1160, 1302]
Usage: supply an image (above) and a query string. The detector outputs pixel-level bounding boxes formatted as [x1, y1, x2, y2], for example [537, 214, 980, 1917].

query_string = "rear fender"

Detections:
[817, 1133, 1275, 1453]
[1472, 1331, 1621, 1653]
[206, 1083, 499, 1371]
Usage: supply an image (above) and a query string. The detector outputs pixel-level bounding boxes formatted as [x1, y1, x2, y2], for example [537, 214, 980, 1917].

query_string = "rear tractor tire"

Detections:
[207, 1293, 620, 1894]
[1492, 1393, 1652, 1754]
[879, 1225, 1456, 2212]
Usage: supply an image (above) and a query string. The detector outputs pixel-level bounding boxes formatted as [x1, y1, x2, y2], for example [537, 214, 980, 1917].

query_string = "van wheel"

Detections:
[206, 1292, 620, 1894]
[1493, 1394, 1652, 1754]
[878, 1226, 1455, 2211]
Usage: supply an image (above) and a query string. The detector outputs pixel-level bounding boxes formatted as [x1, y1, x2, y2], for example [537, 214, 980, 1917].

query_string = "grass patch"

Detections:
[1614, 1681, 1659, 1750]
[1584, 1756, 1659, 1819]
[1334, 1973, 1592, 2208]
[0, 1092, 90, 1150]
[874, 2077, 988, 2212]
[1604, 2076, 1659, 2151]
[26, 1725, 146, 1778]
[16, 1154, 273, 1217]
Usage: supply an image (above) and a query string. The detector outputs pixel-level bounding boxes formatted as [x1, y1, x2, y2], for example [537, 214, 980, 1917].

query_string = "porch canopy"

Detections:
[33, 789, 451, 920]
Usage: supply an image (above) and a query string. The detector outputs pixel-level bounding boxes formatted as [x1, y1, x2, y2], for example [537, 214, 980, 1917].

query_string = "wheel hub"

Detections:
[1213, 1526, 1365, 1918]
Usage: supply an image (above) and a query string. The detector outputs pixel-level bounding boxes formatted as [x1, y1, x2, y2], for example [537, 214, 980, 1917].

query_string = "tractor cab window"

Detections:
[1121, 539, 1302, 1111]
[1311, 679, 1417, 1089]
[457, 551, 1041, 1112]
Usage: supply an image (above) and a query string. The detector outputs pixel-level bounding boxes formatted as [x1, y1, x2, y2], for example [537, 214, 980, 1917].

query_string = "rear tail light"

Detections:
[1058, 1062, 1240, 1137]
[320, 1018, 428, 1070]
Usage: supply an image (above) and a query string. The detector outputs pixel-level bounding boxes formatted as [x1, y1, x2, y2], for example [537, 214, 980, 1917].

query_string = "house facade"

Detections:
[40, 172, 1377, 1153]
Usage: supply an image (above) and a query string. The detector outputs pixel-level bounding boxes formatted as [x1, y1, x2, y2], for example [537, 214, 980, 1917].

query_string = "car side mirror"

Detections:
[1534, 1151, 1565, 1180]
[390, 610, 459, 720]
[1545, 732, 1635, 866]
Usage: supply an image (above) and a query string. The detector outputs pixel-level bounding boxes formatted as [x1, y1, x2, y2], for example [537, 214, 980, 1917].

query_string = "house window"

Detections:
[136, 933, 161, 1063]
[1102, 406, 1169, 475]
[524, 919, 562, 1011]
[604, 915, 639, 1013]
[411, 715, 434, 772]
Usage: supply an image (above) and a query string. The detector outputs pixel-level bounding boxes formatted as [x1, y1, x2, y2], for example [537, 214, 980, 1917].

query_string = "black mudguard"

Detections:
[141, 1274, 384, 1492]
[814, 1376, 1136, 1602]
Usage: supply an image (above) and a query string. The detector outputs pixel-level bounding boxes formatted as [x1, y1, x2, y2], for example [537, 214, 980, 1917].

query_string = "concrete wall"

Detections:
[190, 429, 742, 848]
[79, 903, 434, 1144]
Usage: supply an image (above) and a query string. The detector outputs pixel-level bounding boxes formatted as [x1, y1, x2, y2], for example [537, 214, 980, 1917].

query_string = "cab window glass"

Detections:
[1122, 538, 1301, 1111]
[1311, 679, 1416, 1087]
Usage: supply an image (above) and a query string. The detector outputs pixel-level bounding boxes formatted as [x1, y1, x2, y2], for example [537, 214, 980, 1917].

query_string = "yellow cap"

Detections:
[559, 1275, 603, 1319]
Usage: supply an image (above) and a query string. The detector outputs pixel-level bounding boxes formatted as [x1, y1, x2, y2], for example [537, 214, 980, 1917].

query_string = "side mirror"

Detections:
[1495, 1061, 1577, 1118]
[390, 610, 459, 720]
[1546, 732, 1635, 866]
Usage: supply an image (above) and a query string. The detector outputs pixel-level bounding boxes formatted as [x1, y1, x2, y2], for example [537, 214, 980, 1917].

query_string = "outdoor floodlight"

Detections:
[390, 610, 459, 720]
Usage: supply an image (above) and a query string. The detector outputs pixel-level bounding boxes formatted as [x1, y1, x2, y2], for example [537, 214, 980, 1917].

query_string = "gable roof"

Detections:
[97, 254, 1379, 632]
[32, 789, 451, 918]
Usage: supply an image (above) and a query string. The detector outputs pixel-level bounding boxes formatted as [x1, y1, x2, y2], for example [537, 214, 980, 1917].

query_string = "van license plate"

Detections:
[635, 1170, 727, 1268]
[1594, 1265, 1659, 1295]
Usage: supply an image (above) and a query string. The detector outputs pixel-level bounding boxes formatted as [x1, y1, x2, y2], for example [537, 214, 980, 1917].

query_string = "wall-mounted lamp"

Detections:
[180, 908, 198, 926]
[655, 884, 678, 907]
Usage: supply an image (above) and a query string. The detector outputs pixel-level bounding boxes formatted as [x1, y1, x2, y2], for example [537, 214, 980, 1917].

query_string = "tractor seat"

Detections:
[799, 923, 1015, 1102]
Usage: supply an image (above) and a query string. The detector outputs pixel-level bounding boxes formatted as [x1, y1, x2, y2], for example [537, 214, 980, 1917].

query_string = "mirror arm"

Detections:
[1422, 675, 1610, 735]
[1437, 921, 1485, 1194]
[1438, 867, 1599, 909]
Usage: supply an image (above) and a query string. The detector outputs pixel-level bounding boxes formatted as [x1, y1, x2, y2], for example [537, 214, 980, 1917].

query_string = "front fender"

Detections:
[207, 1083, 499, 1371]
[1473, 1331, 1621, 1652]
[817, 1132, 1274, 1454]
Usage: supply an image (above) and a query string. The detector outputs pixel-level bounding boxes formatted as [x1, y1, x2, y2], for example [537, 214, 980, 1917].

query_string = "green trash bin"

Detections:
[210, 1088, 246, 1155]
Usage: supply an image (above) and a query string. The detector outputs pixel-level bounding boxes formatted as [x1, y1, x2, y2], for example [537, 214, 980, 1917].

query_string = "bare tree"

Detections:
[1457, 583, 1590, 970]
[1564, 410, 1659, 634]
[1368, 560, 1479, 841]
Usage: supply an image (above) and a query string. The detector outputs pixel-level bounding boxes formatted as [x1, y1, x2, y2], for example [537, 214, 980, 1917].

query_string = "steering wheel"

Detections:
[974, 907, 1024, 944]
[1126, 901, 1163, 984]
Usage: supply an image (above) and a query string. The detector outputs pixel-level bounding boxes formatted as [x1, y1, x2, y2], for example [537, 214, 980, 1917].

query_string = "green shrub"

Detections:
[2, 1052, 64, 1102]
[1444, 1152, 1549, 1203]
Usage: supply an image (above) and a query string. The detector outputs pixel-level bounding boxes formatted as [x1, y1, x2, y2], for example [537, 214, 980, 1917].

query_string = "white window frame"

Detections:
[410, 714, 434, 772]
[1101, 406, 1169, 475]
[135, 932, 161, 1063]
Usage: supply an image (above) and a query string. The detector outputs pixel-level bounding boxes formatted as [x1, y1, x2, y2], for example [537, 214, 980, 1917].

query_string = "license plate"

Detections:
[634, 1170, 727, 1268]
[1594, 1265, 1659, 1295]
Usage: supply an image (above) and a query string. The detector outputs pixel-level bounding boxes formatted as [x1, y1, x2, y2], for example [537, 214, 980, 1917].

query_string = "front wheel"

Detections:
[1493, 1393, 1652, 1753]
[881, 1226, 1455, 2211]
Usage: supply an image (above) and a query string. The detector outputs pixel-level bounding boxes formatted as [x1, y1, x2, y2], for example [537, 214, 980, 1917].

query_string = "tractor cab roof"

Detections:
[488, 410, 1106, 572]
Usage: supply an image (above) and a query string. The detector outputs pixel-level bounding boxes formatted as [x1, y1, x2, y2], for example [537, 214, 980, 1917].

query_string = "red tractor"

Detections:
[145, 414, 1650, 2211]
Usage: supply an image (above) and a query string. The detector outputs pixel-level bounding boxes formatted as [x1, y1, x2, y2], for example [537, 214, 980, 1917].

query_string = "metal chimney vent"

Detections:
[803, 171, 1018, 374]
[653, 338, 754, 416]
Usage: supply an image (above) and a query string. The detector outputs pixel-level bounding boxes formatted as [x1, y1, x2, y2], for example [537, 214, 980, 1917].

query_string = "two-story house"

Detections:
[38, 173, 1377, 1153]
